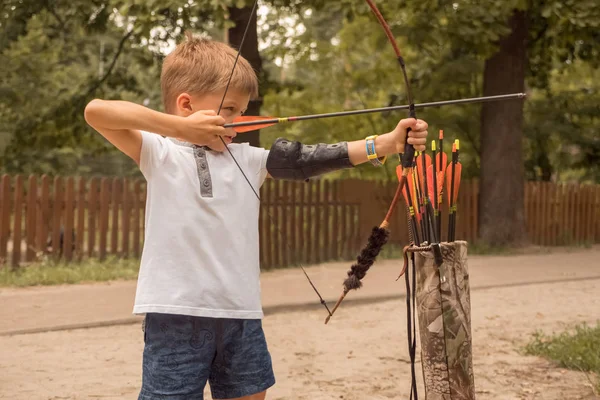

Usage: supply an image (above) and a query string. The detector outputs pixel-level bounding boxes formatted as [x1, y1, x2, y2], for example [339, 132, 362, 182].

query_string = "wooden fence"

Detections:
[0, 174, 599, 268]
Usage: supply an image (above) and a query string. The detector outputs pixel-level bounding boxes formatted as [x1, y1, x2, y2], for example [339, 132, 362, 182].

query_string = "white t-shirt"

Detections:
[132, 131, 270, 319]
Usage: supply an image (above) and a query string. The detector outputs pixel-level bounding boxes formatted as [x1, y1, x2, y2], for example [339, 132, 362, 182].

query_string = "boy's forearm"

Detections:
[85, 99, 182, 137]
[348, 132, 397, 165]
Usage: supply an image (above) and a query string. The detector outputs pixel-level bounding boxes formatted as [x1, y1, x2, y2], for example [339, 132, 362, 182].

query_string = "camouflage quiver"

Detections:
[413, 240, 475, 400]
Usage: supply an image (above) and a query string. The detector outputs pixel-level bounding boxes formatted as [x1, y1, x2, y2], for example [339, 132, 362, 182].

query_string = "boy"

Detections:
[84, 34, 428, 400]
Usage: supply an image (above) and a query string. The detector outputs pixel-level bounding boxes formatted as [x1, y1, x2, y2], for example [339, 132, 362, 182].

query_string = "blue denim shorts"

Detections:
[138, 313, 275, 399]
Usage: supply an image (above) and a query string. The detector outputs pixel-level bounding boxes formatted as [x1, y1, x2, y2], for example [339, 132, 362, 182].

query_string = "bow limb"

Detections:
[365, 0, 417, 167]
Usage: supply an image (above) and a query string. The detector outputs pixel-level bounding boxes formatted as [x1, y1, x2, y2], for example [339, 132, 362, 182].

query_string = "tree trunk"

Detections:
[479, 10, 528, 246]
[227, 6, 262, 147]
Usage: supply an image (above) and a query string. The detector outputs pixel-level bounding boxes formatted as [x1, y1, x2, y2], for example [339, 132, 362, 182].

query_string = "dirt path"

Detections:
[1, 277, 599, 399]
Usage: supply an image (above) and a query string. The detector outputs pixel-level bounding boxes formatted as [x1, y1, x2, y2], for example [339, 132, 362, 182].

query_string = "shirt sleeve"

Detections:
[243, 144, 270, 184]
[139, 131, 170, 178]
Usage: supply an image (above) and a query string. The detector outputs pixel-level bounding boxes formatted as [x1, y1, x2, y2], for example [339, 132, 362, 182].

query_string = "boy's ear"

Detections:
[175, 93, 193, 115]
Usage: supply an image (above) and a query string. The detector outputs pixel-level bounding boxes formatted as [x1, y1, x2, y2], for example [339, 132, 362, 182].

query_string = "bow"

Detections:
[213, 0, 523, 323]
[324, 0, 420, 323]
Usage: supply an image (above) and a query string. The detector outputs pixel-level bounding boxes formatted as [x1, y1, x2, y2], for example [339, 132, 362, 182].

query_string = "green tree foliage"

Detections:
[0, 0, 598, 186]
[0, 0, 238, 176]
[259, 0, 600, 183]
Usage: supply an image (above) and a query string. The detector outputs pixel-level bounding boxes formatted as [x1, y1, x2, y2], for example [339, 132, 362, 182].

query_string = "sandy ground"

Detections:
[1, 276, 599, 400]
[0, 250, 600, 400]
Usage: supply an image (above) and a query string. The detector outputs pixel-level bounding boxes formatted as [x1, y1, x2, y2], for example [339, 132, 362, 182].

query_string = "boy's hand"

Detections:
[176, 110, 228, 150]
[391, 118, 428, 153]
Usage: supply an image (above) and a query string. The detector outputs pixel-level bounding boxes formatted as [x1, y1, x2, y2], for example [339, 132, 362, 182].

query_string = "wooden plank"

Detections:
[561, 184, 570, 245]
[548, 182, 557, 247]
[331, 181, 339, 260]
[110, 177, 120, 256]
[555, 184, 563, 246]
[87, 177, 98, 258]
[51, 176, 63, 260]
[574, 184, 582, 243]
[323, 180, 331, 262]
[308, 182, 315, 263]
[0, 175, 12, 266]
[290, 182, 297, 264]
[524, 181, 530, 239]
[121, 178, 130, 258]
[541, 182, 549, 245]
[12, 175, 24, 267]
[280, 180, 289, 267]
[584, 185, 594, 243]
[531, 181, 538, 242]
[99, 178, 110, 261]
[76, 177, 86, 260]
[314, 181, 321, 264]
[26, 175, 37, 261]
[533, 182, 543, 245]
[63, 177, 75, 261]
[298, 182, 306, 265]
[133, 180, 142, 258]
[37, 176, 50, 256]
[568, 184, 577, 244]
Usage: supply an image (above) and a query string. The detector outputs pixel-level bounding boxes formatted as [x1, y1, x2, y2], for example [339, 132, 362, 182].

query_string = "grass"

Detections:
[0, 256, 140, 287]
[524, 322, 600, 394]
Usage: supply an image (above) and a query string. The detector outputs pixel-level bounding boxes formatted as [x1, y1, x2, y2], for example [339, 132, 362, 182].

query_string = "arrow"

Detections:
[446, 140, 462, 242]
[429, 141, 444, 244]
[224, 93, 527, 132]
[397, 165, 421, 246]
[436, 130, 447, 240]
[416, 151, 432, 243]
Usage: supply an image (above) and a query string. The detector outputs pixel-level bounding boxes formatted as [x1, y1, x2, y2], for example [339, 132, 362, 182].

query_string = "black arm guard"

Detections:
[266, 137, 354, 181]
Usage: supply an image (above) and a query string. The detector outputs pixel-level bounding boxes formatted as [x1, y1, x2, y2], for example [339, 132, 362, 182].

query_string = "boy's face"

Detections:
[174, 88, 250, 150]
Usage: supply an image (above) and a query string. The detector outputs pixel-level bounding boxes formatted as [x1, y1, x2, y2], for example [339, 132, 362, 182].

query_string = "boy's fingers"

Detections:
[397, 118, 417, 131]
[408, 129, 428, 139]
[206, 115, 226, 125]
[211, 126, 227, 135]
[397, 118, 427, 132]
[407, 136, 427, 152]
[412, 119, 428, 131]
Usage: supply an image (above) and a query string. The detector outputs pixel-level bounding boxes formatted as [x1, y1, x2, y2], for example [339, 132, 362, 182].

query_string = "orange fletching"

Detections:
[436, 169, 445, 204]
[410, 171, 422, 222]
[395, 165, 403, 182]
[397, 165, 419, 221]
[427, 165, 446, 210]
[426, 165, 434, 203]
[445, 164, 462, 206]
[415, 152, 431, 190]
[229, 116, 278, 133]
[452, 162, 462, 203]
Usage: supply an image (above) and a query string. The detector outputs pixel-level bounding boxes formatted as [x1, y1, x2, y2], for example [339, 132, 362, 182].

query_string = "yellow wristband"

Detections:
[365, 135, 387, 166]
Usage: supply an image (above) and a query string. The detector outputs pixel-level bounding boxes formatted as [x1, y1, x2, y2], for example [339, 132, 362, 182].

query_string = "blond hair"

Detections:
[160, 32, 259, 113]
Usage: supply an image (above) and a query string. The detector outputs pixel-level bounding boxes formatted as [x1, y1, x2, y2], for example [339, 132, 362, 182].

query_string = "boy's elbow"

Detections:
[83, 99, 104, 126]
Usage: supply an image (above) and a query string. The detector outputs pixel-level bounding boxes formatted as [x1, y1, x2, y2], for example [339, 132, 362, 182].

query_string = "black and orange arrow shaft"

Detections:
[224, 93, 526, 132]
